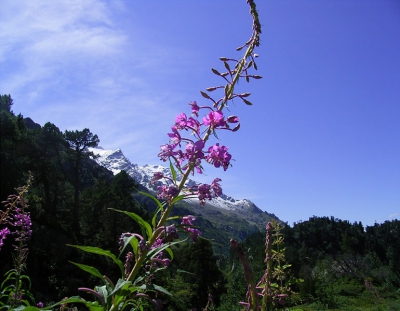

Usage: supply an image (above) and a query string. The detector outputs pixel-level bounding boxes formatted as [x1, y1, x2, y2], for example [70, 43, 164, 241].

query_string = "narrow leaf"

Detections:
[69, 262, 105, 283]
[138, 191, 164, 213]
[170, 194, 185, 206]
[147, 240, 183, 260]
[95, 285, 108, 300]
[163, 247, 174, 261]
[130, 235, 139, 258]
[68, 245, 124, 276]
[119, 234, 138, 258]
[169, 161, 177, 182]
[109, 209, 152, 240]
[166, 215, 181, 221]
[153, 284, 172, 296]
[109, 279, 132, 296]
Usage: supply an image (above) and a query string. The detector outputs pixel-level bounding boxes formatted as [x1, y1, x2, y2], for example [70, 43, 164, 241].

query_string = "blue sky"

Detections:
[1, 1, 399, 226]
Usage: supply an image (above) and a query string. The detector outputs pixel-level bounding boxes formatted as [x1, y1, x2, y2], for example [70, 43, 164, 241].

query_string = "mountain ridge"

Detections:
[89, 146, 280, 254]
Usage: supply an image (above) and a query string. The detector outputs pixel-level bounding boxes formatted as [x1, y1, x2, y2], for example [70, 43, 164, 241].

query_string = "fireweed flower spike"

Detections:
[92, 3, 262, 311]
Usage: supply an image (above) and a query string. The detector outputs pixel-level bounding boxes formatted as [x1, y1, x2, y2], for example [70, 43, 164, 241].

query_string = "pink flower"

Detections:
[168, 126, 181, 145]
[182, 140, 205, 173]
[198, 184, 212, 204]
[175, 113, 188, 130]
[157, 185, 180, 202]
[158, 143, 177, 162]
[206, 143, 232, 171]
[189, 101, 200, 116]
[186, 117, 201, 136]
[181, 215, 201, 242]
[203, 110, 226, 129]
[182, 215, 196, 226]
[0, 227, 10, 251]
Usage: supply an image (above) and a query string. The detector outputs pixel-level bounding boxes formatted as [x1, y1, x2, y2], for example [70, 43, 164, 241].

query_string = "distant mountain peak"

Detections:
[88, 146, 280, 231]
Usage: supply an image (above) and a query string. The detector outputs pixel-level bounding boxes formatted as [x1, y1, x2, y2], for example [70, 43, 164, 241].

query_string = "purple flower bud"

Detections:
[139, 239, 148, 253]
[189, 101, 200, 116]
[182, 215, 196, 226]
[227, 115, 239, 123]
[181, 215, 201, 242]
[152, 172, 164, 185]
[167, 126, 181, 145]
[165, 224, 179, 241]
[162, 258, 171, 267]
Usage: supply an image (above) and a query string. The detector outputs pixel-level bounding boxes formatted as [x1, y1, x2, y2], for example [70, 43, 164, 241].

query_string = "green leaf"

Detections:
[109, 279, 132, 296]
[109, 209, 152, 240]
[176, 269, 193, 274]
[170, 194, 185, 206]
[111, 279, 142, 307]
[69, 262, 105, 283]
[152, 203, 166, 229]
[13, 307, 39, 311]
[166, 215, 180, 221]
[163, 247, 174, 261]
[169, 161, 177, 182]
[94, 285, 109, 301]
[119, 234, 138, 258]
[139, 284, 172, 296]
[153, 284, 172, 296]
[137, 191, 164, 212]
[46, 297, 87, 309]
[129, 235, 139, 258]
[68, 245, 124, 277]
[147, 240, 183, 260]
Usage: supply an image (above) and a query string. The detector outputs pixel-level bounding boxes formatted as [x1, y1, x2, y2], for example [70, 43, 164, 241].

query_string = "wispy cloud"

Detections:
[1, 0, 197, 166]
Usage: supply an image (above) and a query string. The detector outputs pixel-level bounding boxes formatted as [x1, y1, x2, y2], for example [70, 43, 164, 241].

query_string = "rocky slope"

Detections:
[89, 146, 279, 254]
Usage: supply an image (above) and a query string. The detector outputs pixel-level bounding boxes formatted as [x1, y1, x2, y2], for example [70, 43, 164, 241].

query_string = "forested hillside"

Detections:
[221, 217, 400, 310]
[0, 94, 151, 301]
[1, 94, 399, 309]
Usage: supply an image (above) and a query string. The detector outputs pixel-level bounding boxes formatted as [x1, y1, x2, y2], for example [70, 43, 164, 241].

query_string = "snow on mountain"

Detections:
[88, 146, 276, 216]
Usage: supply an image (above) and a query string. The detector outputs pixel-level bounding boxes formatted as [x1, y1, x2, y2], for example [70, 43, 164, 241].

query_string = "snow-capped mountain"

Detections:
[88, 146, 279, 244]
[89, 146, 274, 213]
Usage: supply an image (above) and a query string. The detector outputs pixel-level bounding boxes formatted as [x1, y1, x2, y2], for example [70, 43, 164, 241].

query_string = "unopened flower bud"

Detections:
[227, 116, 239, 123]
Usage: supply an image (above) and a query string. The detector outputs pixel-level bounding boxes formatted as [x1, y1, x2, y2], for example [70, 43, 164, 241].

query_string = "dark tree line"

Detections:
[220, 216, 400, 309]
[2, 94, 398, 309]
[1, 95, 226, 308]
[0, 95, 150, 302]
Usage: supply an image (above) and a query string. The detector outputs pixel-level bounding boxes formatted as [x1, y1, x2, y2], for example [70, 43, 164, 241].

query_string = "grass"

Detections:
[289, 284, 400, 311]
